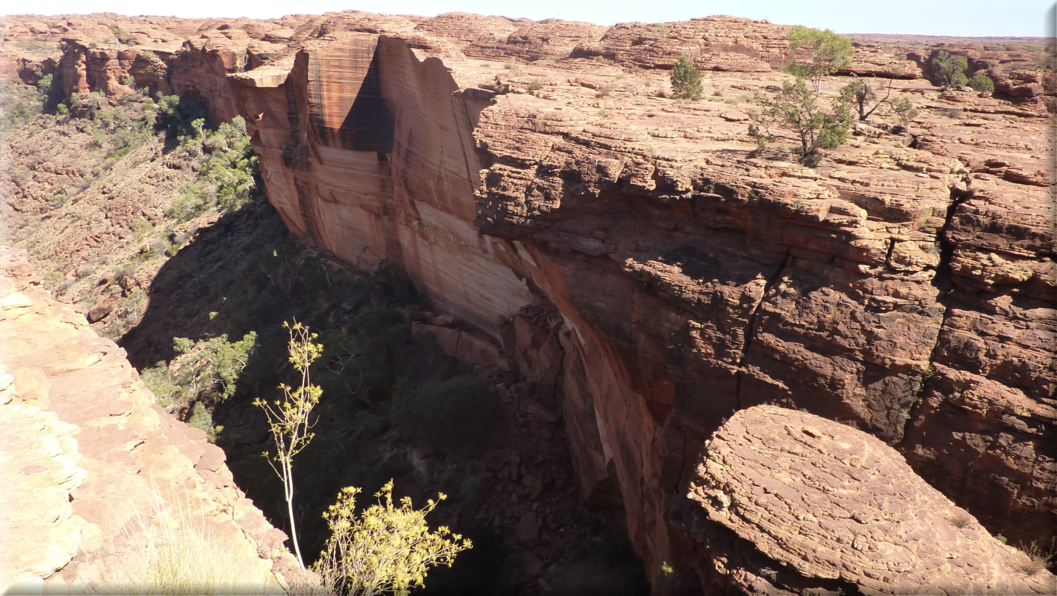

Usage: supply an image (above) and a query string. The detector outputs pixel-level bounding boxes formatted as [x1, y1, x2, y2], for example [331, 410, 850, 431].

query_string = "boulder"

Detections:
[673, 406, 1056, 595]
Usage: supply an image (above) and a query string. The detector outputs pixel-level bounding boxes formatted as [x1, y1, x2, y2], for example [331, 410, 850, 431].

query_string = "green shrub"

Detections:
[390, 376, 501, 459]
[786, 26, 854, 92]
[167, 115, 260, 222]
[0, 79, 46, 133]
[171, 331, 258, 403]
[932, 50, 969, 87]
[748, 77, 853, 164]
[968, 73, 995, 93]
[670, 54, 702, 101]
[889, 96, 919, 126]
[187, 401, 221, 442]
[313, 481, 472, 595]
[353, 305, 409, 346]
[141, 361, 186, 406]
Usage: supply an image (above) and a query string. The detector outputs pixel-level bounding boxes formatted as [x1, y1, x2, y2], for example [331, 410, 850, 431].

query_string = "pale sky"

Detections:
[5, 0, 1055, 38]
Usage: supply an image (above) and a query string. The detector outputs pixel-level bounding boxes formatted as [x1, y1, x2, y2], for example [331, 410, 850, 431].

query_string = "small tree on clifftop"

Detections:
[932, 50, 969, 87]
[748, 77, 853, 164]
[670, 54, 703, 100]
[786, 26, 854, 92]
[839, 76, 893, 121]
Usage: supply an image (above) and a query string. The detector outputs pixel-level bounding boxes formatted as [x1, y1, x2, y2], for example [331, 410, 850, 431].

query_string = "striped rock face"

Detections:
[3, 11, 1054, 590]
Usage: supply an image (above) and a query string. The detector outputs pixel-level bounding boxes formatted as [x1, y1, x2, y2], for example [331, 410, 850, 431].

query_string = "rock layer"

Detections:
[0, 248, 298, 592]
[673, 405, 1056, 595]
[3, 11, 1055, 588]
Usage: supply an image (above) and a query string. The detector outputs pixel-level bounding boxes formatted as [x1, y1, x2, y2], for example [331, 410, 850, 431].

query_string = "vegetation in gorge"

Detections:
[0, 77, 261, 348]
[391, 376, 501, 459]
[141, 331, 257, 440]
[255, 321, 324, 571]
[166, 115, 261, 221]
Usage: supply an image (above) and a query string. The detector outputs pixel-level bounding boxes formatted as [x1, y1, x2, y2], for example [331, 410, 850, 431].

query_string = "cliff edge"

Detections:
[0, 248, 301, 593]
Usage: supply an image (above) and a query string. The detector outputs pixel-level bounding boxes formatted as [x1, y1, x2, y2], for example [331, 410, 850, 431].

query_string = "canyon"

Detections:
[2, 10, 1055, 593]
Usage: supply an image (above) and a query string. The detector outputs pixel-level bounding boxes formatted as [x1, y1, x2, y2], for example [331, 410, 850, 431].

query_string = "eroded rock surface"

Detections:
[674, 405, 1056, 595]
[0, 248, 298, 592]
[3, 11, 1055, 588]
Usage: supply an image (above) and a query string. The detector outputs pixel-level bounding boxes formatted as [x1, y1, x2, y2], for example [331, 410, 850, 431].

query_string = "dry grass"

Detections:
[1016, 541, 1053, 577]
[946, 512, 972, 529]
[97, 487, 283, 595]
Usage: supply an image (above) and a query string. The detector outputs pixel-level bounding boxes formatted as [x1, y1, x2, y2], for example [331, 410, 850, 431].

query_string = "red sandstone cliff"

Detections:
[3, 11, 1054, 588]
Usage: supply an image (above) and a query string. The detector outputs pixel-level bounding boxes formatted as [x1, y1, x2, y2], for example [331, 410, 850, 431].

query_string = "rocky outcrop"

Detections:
[0, 401, 89, 590]
[4, 11, 1055, 590]
[0, 248, 299, 592]
[673, 405, 1056, 595]
[229, 24, 1054, 584]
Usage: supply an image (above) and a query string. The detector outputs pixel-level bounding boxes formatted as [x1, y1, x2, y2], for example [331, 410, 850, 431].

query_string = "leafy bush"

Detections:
[932, 50, 969, 87]
[670, 54, 702, 101]
[141, 361, 185, 406]
[187, 401, 221, 442]
[786, 26, 854, 92]
[748, 77, 853, 164]
[353, 305, 409, 346]
[313, 481, 472, 596]
[168, 115, 261, 221]
[889, 96, 919, 126]
[390, 376, 501, 459]
[171, 331, 258, 403]
[968, 73, 995, 93]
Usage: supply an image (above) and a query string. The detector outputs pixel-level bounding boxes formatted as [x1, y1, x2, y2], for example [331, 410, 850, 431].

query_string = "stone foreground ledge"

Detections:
[673, 405, 1056, 595]
[0, 247, 301, 593]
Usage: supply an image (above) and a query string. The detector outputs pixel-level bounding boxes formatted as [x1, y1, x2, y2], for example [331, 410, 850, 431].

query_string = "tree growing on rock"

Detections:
[254, 320, 324, 572]
[748, 77, 853, 165]
[670, 54, 703, 100]
[932, 50, 969, 87]
[889, 96, 919, 127]
[786, 26, 854, 92]
[839, 76, 893, 121]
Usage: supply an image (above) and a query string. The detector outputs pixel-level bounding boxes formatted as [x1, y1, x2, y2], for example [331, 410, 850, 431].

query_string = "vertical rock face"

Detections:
[233, 34, 535, 332]
[226, 23, 1054, 582]
[4, 11, 1054, 588]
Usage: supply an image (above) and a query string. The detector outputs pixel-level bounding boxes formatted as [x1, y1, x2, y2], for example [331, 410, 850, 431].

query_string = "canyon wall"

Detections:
[228, 27, 1055, 579]
[4, 11, 1054, 585]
